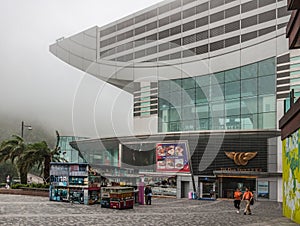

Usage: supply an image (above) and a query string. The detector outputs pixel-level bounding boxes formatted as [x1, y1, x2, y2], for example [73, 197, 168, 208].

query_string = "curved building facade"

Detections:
[51, 0, 292, 201]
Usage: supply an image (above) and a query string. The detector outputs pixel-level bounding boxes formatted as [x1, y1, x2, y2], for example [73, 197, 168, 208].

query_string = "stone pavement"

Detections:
[0, 194, 298, 226]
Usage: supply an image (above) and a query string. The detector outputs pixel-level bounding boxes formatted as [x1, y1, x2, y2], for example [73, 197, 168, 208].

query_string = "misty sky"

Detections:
[0, 0, 163, 139]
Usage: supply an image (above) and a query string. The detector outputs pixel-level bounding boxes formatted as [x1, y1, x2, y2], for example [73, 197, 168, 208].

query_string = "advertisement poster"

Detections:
[156, 142, 190, 173]
[257, 181, 269, 198]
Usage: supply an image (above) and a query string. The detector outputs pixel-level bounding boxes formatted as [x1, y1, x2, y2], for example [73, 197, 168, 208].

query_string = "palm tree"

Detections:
[0, 135, 28, 184]
[21, 131, 64, 183]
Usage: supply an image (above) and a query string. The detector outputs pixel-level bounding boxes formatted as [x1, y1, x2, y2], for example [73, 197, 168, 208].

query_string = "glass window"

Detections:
[258, 95, 276, 113]
[196, 104, 209, 119]
[182, 120, 195, 131]
[211, 84, 225, 101]
[181, 77, 195, 89]
[169, 91, 181, 107]
[196, 86, 209, 103]
[182, 88, 196, 106]
[225, 68, 240, 82]
[291, 70, 300, 76]
[169, 121, 181, 132]
[291, 56, 300, 61]
[290, 63, 300, 69]
[195, 75, 210, 87]
[211, 101, 225, 119]
[258, 58, 275, 76]
[158, 93, 170, 109]
[225, 116, 241, 130]
[225, 81, 240, 99]
[258, 112, 276, 129]
[182, 106, 195, 121]
[241, 78, 257, 97]
[196, 118, 210, 130]
[258, 75, 275, 95]
[211, 72, 225, 85]
[241, 63, 258, 79]
[170, 79, 181, 91]
[158, 80, 170, 93]
[225, 99, 240, 116]
[169, 108, 181, 122]
[241, 97, 258, 114]
[241, 114, 258, 129]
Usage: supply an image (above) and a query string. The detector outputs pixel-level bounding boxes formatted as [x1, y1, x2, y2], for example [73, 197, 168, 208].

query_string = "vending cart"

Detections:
[109, 187, 134, 209]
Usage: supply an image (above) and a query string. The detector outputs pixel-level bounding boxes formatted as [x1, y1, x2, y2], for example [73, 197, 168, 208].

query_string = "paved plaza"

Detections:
[0, 194, 298, 226]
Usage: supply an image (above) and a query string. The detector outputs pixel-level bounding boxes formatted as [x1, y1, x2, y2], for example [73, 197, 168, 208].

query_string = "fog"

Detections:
[0, 0, 163, 139]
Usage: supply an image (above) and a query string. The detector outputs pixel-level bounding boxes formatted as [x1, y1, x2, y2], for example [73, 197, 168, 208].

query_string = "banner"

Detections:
[156, 142, 190, 173]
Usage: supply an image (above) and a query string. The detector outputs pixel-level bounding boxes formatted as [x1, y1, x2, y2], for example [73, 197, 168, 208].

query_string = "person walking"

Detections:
[144, 185, 152, 205]
[242, 187, 254, 215]
[233, 188, 242, 213]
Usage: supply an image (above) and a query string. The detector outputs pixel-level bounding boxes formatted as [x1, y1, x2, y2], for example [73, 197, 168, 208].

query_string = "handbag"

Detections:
[250, 198, 254, 205]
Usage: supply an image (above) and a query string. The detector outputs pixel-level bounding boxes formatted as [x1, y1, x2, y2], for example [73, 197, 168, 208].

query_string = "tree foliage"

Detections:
[0, 131, 64, 184]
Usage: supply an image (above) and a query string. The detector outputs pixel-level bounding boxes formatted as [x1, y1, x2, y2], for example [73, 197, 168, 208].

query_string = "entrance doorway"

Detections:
[219, 177, 256, 198]
[181, 181, 189, 198]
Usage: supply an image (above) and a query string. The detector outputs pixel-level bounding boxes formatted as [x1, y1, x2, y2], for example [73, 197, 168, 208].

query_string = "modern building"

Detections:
[58, 136, 87, 163]
[50, 0, 292, 201]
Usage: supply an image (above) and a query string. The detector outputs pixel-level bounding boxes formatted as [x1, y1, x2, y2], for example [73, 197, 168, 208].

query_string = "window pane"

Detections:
[182, 120, 195, 131]
[225, 81, 240, 99]
[196, 86, 209, 103]
[258, 95, 276, 113]
[195, 74, 210, 87]
[158, 80, 170, 93]
[211, 72, 225, 85]
[182, 88, 196, 106]
[196, 118, 210, 130]
[181, 77, 195, 89]
[258, 75, 275, 95]
[169, 108, 181, 121]
[169, 121, 181, 132]
[241, 63, 258, 79]
[196, 104, 209, 118]
[225, 116, 241, 130]
[211, 84, 225, 101]
[169, 91, 181, 107]
[258, 58, 275, 76]
[182, 106, 195, 120]
[225, 99, 240, 116]
[225, 68, 240, 82]
[241, 114, 258, 129]
[258, 112, 276, 129]
[170, 79, 182, 91]
[241, 78, 257, 97]
[241, 97, 258, 114]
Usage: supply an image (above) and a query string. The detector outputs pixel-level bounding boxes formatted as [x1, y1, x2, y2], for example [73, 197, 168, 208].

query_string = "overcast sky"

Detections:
[0, 0, 163, 139]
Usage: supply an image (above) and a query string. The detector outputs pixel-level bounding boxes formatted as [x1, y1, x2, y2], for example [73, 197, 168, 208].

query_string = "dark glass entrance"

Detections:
[219, 177, 256, 198]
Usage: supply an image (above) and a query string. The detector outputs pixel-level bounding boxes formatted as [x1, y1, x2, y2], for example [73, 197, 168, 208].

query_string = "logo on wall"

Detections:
[225, 152, 257, 166]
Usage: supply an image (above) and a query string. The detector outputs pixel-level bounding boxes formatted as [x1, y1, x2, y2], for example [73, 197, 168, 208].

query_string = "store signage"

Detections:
[156, 142, 190, 173]
[219, 168, 263, 172]
[224, 152, 257, 166]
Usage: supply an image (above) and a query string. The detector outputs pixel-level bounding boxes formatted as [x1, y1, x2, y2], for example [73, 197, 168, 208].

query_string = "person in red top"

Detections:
[233, 188, 243, 213]
[242, 187, 254, 215]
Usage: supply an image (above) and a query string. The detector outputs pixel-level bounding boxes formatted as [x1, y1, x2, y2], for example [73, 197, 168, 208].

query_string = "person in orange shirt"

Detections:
[242, 187, 254, 215]
[233, 188, 243, 213]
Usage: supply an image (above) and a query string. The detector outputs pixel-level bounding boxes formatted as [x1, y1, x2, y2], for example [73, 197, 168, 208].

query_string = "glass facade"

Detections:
[158, 58, 276, 132]
[59, 136, 87, 163]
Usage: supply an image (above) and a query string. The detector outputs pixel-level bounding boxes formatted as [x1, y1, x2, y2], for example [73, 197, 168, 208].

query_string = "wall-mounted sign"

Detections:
[156, 143, 190, 173]
[225, 152, 257, 166]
